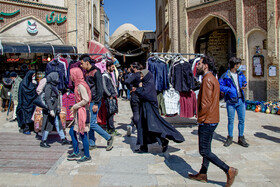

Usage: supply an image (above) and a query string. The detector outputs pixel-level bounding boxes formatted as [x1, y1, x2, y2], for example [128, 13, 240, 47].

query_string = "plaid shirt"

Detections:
[163, 88, 180, 115]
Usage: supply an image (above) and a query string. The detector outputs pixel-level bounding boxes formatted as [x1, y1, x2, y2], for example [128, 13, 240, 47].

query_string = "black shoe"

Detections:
[77, 156, 91, 163]
[9, 119, 17, 122]
[162, 139, 169, 153]
[67, 153, 80, 161]
[135, 145, 148, 153]
[224, 136, 233, 147]
[238, 136, 249, 147]
[61, 138, 71, 145]
[40, 141, 50, 148]
[106, 136, 114, 151]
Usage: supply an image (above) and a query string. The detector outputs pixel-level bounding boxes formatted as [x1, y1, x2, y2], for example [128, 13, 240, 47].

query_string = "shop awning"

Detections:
[0, 42, 77, 54]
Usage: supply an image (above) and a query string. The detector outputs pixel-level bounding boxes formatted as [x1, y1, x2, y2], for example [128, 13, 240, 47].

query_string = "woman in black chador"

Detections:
[135, 69, 185, 153]
[16, 70, 37, 135]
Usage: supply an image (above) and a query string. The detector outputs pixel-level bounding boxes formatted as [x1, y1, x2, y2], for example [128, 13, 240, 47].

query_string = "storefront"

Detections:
[0, 1, 76, 78]
[0, 42, 77, 79]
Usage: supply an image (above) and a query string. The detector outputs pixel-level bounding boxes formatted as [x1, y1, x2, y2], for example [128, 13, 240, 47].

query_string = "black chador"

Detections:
[135, 70, 185, 153]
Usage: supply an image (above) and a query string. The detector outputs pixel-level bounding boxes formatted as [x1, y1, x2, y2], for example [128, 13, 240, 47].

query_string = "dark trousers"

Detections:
[105, 98, 115, 131]
[198, 124, 229, 174]
[130, 94, 140, 127]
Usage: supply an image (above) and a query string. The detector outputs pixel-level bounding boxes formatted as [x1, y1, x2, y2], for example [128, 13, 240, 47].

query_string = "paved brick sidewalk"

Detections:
[0, 99, 279, 186]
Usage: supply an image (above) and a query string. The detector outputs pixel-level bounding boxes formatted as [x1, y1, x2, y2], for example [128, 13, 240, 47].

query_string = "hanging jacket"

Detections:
[219, 70, 247, 104]
[171, 61, 195, 92]
[45, 59, 66, 91]
[148, 57, 169, 91]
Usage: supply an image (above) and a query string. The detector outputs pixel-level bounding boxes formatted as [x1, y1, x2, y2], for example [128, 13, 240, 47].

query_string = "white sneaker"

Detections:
[127, 125, 132, 136]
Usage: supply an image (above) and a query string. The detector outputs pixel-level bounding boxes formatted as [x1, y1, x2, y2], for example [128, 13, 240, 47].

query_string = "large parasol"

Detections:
[88, 40, 111, 61]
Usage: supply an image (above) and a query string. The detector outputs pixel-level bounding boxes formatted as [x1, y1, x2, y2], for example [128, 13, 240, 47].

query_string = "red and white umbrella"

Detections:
[88, 40, 111, 61]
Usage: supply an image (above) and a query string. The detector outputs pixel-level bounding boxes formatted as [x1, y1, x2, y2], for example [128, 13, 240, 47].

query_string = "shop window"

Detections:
[93, 5, 97, 28]
[165, 1, 169, 25]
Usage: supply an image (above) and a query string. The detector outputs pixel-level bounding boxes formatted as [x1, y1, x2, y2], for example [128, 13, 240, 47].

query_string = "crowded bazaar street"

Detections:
[0, 99, 279, 187]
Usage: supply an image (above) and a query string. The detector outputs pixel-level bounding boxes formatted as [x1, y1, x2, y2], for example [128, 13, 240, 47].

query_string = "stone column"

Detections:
[236, 0, 248, 98]
[170, 0, 179, 52]
[266, 0, 279, 100]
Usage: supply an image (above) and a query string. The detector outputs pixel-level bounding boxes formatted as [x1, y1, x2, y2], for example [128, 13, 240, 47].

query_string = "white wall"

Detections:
[187, 0, 201, 7]
[41, 0, 65, 7]
[0, 19, 64, 45]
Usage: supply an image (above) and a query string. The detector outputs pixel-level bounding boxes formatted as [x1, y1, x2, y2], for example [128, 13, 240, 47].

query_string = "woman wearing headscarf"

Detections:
[16, 70, 37, 135]
[67, 67, 92, 163]
[135, 69, 185, 153]
[1, 71, 13, 112]
[40, 72, 70, 148]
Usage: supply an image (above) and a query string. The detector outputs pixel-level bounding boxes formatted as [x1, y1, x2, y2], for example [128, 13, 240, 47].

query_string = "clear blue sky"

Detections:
[103, 0, 156, 36]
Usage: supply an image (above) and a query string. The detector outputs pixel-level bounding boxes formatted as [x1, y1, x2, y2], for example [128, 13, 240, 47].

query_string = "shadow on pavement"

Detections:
[262, 125, 280, 133]
[161, 154, 225, 186]
[254, 132, 280, 143]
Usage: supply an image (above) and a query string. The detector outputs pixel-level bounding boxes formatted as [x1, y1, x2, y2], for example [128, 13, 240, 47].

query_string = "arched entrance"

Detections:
[247, 29, 267, 101]
[194, 17, 236, 78]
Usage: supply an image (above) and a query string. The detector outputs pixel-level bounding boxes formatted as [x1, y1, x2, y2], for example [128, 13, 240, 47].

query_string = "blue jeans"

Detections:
[88, 102, 111, 147]
[226, 98, 245, 137]
[69, 126, 90, 157]
[127, 89, 130, 100]
[42, 115, 65, 141]
[198, 124, 229, 174]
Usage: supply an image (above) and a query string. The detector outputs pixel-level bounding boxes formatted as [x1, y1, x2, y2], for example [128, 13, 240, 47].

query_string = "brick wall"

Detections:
[0, 3, 67, 43]
[244, 0, 267, 33]
[207, 30, 229, 73]
[187, 0, 236, 37]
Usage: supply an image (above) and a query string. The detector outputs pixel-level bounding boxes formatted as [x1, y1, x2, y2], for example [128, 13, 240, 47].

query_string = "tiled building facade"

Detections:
[156, 0, 280, 101]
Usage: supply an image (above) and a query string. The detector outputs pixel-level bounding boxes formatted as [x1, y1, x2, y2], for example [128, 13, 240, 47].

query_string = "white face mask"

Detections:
[32, 76, 36, 80]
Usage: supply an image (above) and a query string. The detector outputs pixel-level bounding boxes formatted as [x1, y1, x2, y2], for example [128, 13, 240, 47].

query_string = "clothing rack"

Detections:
[54, 53, 108, 56]
[149, 52, 204, 57]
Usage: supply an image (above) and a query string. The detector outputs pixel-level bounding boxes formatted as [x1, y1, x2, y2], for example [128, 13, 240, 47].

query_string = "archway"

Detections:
[247, 29, 267, 101]
[194, 16, 236, 78]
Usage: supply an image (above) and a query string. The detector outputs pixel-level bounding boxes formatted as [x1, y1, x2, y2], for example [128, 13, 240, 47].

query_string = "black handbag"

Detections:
[85, 108, 90, 123]
[108, 98, 118, 115]
[33, 92, 48, 109]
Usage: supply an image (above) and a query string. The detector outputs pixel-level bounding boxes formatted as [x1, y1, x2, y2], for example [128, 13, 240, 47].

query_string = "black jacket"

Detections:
[85, 64, 103, 104]
[124, 72, 141, 104]
[102, 71, 117, 98]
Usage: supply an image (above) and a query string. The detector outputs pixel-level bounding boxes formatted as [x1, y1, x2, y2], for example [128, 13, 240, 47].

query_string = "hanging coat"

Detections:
[16, 70, 37, 127]
[136, 70, 185, 146]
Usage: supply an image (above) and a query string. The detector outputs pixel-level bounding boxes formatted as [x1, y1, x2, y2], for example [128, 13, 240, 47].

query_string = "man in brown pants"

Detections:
[188, 56, 238, 187]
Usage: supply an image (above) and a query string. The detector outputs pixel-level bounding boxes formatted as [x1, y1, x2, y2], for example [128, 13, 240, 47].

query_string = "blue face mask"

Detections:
[237, 65, 242, 72]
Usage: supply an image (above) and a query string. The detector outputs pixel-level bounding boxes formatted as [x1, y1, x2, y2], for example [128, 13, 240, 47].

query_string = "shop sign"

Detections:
[0, 10, 20, 21]
[7, 58, 20, 62]
[27, 21, 38, 34]
[46, 11, 67, 24]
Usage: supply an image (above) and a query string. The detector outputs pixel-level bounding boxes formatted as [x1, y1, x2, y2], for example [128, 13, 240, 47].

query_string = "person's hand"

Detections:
[139, 82, 142, 87]
[131, 87, 136, 92]
[50, 110, 55, 117]
[110, 96, 113, 100]
[241, 83, 247, 90]
[92, 105, 98, 113]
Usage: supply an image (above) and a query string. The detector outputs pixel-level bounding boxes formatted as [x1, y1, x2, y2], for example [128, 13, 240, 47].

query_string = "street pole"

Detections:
[91, 0, 94, 40]
[75, 0, 77, 47]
